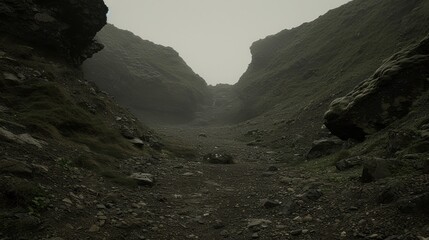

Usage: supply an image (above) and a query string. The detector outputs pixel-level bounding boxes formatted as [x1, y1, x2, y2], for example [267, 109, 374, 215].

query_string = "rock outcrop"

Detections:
[0, 0, 108, 64]
[325, 36, 429, 141]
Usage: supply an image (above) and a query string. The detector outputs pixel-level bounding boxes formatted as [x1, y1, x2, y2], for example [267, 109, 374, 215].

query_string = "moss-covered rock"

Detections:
[325, 36, 429, 141]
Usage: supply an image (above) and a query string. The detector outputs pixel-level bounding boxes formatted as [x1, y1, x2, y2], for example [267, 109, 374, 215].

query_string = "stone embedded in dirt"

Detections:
[182, 172, 194, 176]
[31, 164, 49, 174]
[261, 171, 276, 177]
[377, 187, 399, 204]
[62, 198, 73, 205]
[96, 204, 106, 209]
[290, 229, 303, 236]
[303, 215, 313, 222]
[306, 138, 344, 159]
[398, 192, 429, 214]
[220, 230, 229, 237]
[128, 138, 144, 148]
[336, 156, 364, 171]
[361, 158, 400, 183]
[247, 219, 272, 229]
[281, 198, 297, 216]
[262, 199, 281, 209]
[203, 153, 234, 164]
[0, 159, 33, 177]
[88, 224, 100, 232]
[0, 128, 45, 148]
[3, 72, 21, 82]
[267, 166, 279, 172]
[252, 233, 259, 239]
[129, 173, 155, 186]
[304, 189, 323, 201]
[213, 220, 225, 229]
[198, 133, 208, 138]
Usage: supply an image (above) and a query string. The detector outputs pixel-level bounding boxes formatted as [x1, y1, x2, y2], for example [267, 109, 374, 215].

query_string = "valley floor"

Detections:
[1, 126, 428, 240]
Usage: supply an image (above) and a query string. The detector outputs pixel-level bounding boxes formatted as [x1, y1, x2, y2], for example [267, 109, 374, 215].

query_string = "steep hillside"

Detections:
[232, 0, 429, 153]
[83, 24, 210, 124]
[0, 1, 173, 238]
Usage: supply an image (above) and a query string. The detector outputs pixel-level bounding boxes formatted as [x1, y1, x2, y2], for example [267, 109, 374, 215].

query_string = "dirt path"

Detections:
[135, 126, 429, 240]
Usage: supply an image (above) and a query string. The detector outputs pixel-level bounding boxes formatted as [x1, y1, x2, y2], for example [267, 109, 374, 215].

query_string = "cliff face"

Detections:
[0, 0, 108, 63]
[83, 24, 210, 124]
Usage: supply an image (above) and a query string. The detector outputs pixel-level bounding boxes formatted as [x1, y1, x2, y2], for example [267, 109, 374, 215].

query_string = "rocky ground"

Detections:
[1, 122, 429, 240]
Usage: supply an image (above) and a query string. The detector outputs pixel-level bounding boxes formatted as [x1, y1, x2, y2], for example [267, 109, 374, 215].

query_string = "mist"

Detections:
[104, 0, 351, 85]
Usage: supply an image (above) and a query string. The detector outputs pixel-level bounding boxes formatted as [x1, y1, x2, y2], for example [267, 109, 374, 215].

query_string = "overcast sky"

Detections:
[104, 0, 351, 85]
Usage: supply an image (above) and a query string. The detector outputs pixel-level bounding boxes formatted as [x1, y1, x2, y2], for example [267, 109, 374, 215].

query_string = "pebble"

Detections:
[252, 233, 259, 239]
[267, 166, 278, 172]
[303, 215, 313, 222]
[368, 234, 379, 239]
[96, 204, 106, 209]
[290, 229, 302, 236]
[88, 225, 100, 232]
[262, 199, 281, 208]
[62, 198, 73, 205]
[213, 220, 225, 229]
[220, 230, 229, 237]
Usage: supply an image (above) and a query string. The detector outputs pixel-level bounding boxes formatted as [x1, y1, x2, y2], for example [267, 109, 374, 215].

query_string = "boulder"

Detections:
[203, 153, 234, 164]
[306, 138, 343, 159]
[336, 156, 364, 171]
[0, 0, 108, 64]
[361, 158, 401, 183]
[325, 36, 429, 141]
[398, 192, 429, 214]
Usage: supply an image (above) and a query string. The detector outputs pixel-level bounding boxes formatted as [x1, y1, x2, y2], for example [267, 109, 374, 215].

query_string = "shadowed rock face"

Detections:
[0, 0, 108, 64]
[325, 36, 429, 141]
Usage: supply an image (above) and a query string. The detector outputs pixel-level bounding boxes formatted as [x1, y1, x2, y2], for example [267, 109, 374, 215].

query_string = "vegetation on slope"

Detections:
[235, 0, 429, 122]
[83, 24, 210, 124]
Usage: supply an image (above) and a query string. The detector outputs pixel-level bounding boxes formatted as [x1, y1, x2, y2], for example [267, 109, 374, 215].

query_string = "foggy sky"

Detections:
[104, 0, 351, 85]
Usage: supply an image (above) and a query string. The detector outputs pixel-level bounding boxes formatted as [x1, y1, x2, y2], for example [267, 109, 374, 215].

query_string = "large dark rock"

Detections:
[361, 158, 401, 183]
[325, 36, 429, 141]
[398, 192, 429, 214]
[0, 0, 108, 64]
[306, 138, 343, 159]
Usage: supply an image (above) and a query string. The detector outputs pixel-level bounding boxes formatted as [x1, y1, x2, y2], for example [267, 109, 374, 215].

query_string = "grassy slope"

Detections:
[83, 24, 210, 124]
[235, 0, 429, 121]
[0, 37, 157, 179]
